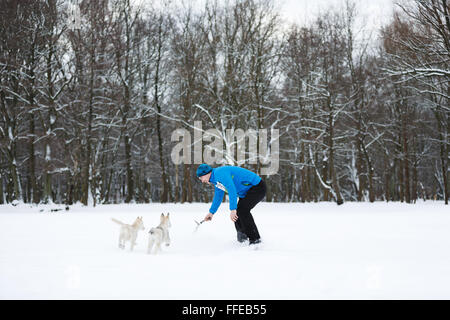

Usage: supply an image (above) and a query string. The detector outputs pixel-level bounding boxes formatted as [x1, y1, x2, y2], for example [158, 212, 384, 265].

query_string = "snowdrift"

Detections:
[1, 202, 449, 299]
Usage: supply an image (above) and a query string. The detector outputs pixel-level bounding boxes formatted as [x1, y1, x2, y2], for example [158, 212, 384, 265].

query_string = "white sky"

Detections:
[280, 0, 395, 31]
[146, 0, 396, 36]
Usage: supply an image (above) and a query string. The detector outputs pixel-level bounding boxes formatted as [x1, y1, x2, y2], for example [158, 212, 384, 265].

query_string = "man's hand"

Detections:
[204, 213, 214, 221]
[230, 210, 238, 222]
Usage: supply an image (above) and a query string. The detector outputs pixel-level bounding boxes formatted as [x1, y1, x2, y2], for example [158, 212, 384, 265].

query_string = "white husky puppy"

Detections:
[111, 216, 145, 251]
[147, 213, 171, 254]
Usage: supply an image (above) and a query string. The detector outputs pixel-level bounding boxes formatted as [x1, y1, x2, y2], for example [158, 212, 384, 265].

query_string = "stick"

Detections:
[193, 219, 205, 233]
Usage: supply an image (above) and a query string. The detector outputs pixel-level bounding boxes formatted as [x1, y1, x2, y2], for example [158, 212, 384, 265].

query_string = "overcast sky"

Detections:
[147, 0, 397, 36]
[280, 0, 395, 31]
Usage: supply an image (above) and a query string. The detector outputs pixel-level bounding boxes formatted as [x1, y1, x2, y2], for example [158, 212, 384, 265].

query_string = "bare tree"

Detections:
[382, 1, 449, 204]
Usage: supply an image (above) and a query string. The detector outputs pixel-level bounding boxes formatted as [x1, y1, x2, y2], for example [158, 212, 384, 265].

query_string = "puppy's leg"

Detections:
[132, 233, 138, 247]
[147, 237, 154, 254]
[119, 235, 125, 249]
[155, 240, 162, 254]
[130, 235, 136, 251]
[165, 232, 170, 247]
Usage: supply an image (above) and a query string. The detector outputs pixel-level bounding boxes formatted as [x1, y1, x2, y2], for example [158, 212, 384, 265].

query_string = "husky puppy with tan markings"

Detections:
[111, 216, 145, 251]
[148, 213, 171, 254]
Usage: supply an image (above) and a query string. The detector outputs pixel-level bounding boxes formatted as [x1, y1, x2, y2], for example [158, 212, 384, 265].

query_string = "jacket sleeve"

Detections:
[219, 173, 238, 211]
[209, 187, 225, 214]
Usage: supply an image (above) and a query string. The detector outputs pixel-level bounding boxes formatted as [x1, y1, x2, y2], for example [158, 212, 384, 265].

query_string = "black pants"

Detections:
[235, 179, 266, 242]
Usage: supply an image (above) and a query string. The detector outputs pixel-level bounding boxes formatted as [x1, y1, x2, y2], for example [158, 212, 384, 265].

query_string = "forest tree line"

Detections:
[0, 0, 448, 205]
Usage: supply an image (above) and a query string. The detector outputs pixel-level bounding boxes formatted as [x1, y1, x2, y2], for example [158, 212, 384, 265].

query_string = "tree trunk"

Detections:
[446, 84, 450, 205]
[402, 113, 411, 203]
[328, 111, 343, 205]
[0, 173, 4, 204]
[29, 112, 38, 203]
[356, 138, 364, 201]
[433, 107, 449, 204]
[82, 44, 95, 206]
[66, 172, 74, 206]
[9, 156, 20, 202]
[124, 133, 133, 203]
[322, 157, 329, 201]
[156, 107, 168, 203]
[155, 18, 169, 203]
[384, 155, 390, 202]
[175, 163, 179, 203]
[361, 143, 375, 202]
[440, 130, 449, 204]
[27, 46, 39, 204]
[182, 163, 193, 203]
[300, 144, 309, 202]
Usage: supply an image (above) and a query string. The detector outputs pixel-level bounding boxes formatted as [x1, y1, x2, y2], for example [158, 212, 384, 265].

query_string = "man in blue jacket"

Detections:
[196, 164, 266, 245]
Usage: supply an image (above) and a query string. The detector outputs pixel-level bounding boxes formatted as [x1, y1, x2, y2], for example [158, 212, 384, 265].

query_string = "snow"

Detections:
[45, 144, 51, 161]
[1, 201, 450, 299]
[8, 126, 13, 141]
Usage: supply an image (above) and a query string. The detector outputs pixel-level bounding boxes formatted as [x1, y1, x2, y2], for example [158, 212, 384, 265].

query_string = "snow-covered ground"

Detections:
[1, 201, 449, 299]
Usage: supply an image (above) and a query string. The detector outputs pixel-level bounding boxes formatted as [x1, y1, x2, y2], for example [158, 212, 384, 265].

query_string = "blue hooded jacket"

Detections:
[208, 166, 261, 214]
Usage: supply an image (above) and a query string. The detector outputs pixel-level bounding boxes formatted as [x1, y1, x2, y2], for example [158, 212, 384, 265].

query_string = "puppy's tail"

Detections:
[111, 218, 125, 226]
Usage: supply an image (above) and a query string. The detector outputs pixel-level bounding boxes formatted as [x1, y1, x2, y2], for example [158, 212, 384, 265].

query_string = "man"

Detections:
[196, 164, 266, 245]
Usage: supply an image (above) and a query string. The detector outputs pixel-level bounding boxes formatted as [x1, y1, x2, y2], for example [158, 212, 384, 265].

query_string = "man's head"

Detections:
[197, 164, 212, 184]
